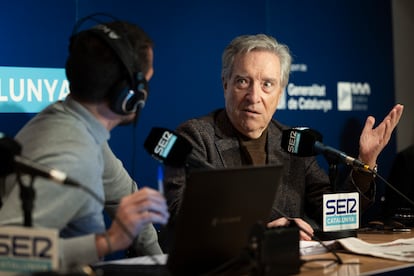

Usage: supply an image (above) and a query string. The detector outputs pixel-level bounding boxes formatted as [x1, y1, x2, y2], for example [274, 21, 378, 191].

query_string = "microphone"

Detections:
[314, 141, 367, 170]
[0, 134, 81, 187]
[13, 156, 81, 187]
[281, 127, 369, 170]
[144, 127, 214, 169]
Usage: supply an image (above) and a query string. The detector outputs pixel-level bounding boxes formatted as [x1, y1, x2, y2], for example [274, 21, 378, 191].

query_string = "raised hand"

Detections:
[358, 104, 404, 168]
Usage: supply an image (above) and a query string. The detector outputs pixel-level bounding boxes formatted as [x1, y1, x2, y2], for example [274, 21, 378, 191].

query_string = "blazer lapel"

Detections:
[213, 110, 244, 167]
[267, 122, 287, 167]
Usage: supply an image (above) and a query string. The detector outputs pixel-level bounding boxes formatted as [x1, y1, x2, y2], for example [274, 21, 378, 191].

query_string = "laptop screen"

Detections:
[167, 164, 283, 275]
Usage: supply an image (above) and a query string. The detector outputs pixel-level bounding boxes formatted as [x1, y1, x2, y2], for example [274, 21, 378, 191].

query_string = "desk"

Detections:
[93, 230, 414, 276]
[299, 230, 414, 275]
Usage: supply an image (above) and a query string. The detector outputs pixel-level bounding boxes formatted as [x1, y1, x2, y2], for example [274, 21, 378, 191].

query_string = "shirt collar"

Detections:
[62, 96, 110, 144]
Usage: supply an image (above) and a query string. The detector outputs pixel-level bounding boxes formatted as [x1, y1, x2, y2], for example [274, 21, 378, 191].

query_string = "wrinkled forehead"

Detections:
[231, 50, 281, 76]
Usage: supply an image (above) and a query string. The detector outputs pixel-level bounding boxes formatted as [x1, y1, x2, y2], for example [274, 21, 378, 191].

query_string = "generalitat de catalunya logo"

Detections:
[0, 66, 69, 113]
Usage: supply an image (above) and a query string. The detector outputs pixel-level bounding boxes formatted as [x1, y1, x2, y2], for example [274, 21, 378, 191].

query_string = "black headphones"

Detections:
[69, 13, 148, 115]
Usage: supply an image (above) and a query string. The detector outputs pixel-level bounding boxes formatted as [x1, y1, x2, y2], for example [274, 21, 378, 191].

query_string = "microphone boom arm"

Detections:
[314, 141, 369, 170]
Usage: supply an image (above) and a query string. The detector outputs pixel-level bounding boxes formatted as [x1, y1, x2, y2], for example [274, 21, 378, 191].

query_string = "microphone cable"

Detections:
[273, 207, 361, 269]
[128, 96, 146, 180]
[366, 167, 414, 208]
[130, 120, 138, 180]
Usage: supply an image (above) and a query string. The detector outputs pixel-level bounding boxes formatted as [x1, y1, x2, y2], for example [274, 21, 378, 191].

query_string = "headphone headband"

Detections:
[69, 13, 149, 115]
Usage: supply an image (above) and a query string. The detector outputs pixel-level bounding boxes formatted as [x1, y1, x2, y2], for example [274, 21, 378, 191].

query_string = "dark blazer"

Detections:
[164, 109, 374, 229]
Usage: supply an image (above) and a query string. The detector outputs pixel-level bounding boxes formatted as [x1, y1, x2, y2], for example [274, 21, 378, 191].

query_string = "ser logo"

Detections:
[0, 226, 58, 272]
[325, 198, 357, 215]
[323, 192, 359, 231]
[337, 82, 371, 111]
[154, 131, 177, 158]
[0, 234, 52, 258]
[287, 130, 299, 154]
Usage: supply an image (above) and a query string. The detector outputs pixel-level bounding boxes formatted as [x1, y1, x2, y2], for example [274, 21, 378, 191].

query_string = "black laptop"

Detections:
[167, 165, 283, 275]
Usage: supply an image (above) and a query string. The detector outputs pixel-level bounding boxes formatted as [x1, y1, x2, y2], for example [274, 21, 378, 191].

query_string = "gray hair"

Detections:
[221, 34, 292, 88]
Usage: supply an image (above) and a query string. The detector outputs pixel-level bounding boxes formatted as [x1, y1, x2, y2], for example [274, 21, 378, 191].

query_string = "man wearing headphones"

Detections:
[0, 19, 169, 270]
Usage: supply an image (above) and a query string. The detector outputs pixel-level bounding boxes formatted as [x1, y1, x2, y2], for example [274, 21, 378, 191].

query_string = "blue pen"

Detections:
[157, 165, 164, 195]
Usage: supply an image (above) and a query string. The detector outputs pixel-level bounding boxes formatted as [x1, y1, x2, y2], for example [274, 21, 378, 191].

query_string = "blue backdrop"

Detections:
[0, 0, 395, 222]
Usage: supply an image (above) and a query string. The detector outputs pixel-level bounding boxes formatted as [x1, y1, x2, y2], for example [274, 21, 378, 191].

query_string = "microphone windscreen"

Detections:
[0, 135, 22, 176]
[281, 127, 323, 157]
[144, 127, 193, 167]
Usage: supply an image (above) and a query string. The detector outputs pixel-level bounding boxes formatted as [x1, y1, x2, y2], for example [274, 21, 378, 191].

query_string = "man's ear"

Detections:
[222, 77, 227, 90]
[276, 87, 283, 105]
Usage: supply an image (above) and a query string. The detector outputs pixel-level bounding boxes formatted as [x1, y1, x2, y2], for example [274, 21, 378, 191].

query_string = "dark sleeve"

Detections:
[164, 165, 187, 226]
[348, 169, 376, 211]
[163, 119, 216, 225]
[384, 147, 414, 217]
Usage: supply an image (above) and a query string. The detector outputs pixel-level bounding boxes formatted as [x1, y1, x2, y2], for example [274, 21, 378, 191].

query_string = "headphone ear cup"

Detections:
[109, 80, 133, 115]
[109, 72, 149, 115]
